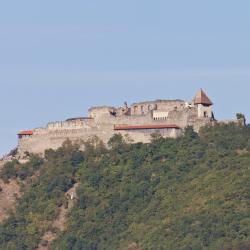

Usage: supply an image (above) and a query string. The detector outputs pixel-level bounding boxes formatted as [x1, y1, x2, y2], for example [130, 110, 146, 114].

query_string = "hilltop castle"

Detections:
[17, 89, 215, 156]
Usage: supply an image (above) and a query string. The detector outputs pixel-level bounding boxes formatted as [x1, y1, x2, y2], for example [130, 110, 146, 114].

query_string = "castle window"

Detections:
[134, 106, 138, 114]
[141, 106, 144, 114]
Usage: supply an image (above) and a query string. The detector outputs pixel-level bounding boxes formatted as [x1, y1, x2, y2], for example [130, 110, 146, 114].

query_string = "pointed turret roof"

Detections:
[192, 89, 213, 106]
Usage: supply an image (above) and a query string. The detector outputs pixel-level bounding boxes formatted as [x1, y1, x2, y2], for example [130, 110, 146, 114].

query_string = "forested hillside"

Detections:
[0, 124, 249, 250]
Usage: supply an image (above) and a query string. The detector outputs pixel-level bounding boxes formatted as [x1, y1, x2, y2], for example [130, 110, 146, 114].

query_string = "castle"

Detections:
[17, 89, 215, 156]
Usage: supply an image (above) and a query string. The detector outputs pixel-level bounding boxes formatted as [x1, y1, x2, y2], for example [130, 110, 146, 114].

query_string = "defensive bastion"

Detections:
[17, 89, 215, 156]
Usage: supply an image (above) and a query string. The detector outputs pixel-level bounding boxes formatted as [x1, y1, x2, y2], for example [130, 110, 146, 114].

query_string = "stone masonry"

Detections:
[17, 89, 215, 156]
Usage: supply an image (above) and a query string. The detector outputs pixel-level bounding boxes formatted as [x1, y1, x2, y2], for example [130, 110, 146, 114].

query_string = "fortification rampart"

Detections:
[16, 89, 218, 157]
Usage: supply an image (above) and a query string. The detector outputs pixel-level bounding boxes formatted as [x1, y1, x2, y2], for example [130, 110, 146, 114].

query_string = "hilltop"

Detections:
[0, 123, 249, 249]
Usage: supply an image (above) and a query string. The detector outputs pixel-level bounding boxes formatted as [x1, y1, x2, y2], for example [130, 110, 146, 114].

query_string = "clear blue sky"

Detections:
[0, 0, 250, 156]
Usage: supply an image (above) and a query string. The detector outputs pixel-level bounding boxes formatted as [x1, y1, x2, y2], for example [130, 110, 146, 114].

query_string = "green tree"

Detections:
[108, 133, 126, 149]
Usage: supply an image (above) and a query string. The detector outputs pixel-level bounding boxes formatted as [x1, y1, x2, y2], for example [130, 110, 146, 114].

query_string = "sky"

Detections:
[0, 0, 250, 156]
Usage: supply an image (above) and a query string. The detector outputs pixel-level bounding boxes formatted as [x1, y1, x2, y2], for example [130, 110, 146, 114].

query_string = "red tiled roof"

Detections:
[192, 89, 213, 105]
[114, 124, 180, 131]
[18, 130, 33, 136]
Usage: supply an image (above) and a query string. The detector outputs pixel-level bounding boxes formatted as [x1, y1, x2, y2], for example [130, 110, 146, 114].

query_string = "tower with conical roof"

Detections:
[192, 89, 214, 119]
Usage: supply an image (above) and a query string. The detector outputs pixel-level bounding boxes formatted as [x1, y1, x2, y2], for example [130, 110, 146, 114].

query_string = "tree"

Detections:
[183, 126, 198, 139]
[236, 113, 245, 120]
[150, 130, 163, 143]
[107, 133, 126, 149]
[236, 113, 246, 126]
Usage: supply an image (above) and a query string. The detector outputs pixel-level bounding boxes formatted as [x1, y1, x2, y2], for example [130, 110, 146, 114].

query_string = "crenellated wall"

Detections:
[17, 97, 215, 156]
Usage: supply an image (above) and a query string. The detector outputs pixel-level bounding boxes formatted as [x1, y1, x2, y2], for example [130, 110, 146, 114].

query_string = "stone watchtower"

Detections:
[192, 89, 214, 119]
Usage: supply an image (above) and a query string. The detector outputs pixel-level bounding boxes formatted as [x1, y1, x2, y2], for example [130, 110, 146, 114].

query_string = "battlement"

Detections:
[17, 89, 216, 156]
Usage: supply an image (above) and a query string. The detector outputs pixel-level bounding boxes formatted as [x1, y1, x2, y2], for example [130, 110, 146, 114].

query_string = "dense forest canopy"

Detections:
[0, 123, 249, 250]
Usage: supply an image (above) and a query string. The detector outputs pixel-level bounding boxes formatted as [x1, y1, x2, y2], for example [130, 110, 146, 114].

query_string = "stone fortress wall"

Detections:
[17, 89, 216, 156]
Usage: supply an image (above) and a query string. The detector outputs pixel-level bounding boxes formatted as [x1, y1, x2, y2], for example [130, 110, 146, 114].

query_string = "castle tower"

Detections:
[192, 89, 214, 119]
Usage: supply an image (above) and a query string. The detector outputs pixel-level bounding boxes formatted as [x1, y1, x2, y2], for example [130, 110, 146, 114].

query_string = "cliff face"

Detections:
[0, 160, 20, 222]
[0, 179, 20, 222]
